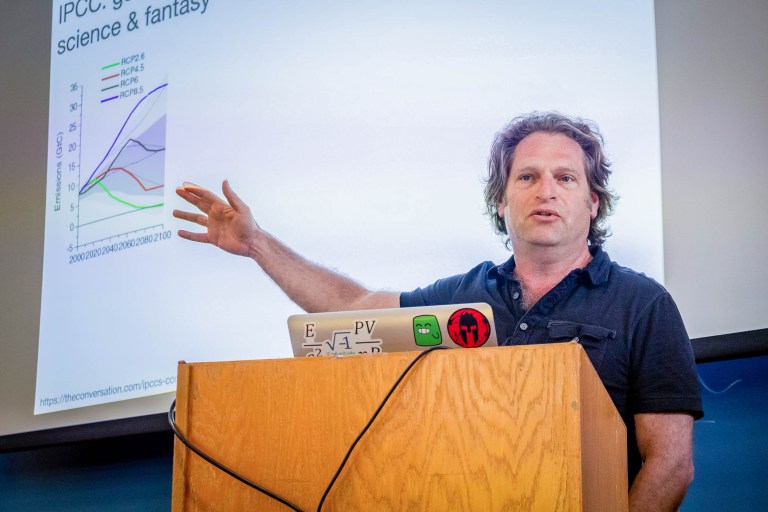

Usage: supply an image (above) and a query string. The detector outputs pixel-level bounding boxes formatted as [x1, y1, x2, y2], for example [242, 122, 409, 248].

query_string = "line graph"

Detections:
[75, 83, 168, 247]
[89, 165, 164, 193]
[90, 178, 164, 209]
[80, 83, 167, 194]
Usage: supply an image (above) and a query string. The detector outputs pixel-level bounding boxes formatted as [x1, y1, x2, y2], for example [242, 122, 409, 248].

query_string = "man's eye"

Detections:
[520, 175, 532, 181]
[561, 176, 574, 183]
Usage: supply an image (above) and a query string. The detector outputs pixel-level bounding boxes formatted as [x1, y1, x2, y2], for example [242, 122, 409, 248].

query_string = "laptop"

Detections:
[288, 303, 497, 357]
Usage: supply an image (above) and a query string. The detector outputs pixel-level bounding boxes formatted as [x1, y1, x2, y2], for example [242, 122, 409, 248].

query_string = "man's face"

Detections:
[497, 132, 598, 252]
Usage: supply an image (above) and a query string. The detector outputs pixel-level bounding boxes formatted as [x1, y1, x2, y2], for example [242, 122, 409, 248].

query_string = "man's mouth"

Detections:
[532, 209, 559, 217]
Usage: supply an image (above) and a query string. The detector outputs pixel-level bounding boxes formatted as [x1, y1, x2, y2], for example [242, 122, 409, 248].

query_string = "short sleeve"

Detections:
[399, 261, 500, 309]
[400, 273, 470, 308]
[630, 292, 703, 418]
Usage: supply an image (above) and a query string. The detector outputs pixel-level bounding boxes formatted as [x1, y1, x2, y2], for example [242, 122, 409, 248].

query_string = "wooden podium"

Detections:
[172, 343, 627, 511]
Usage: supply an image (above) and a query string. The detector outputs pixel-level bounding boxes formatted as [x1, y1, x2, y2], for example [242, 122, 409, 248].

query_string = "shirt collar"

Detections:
[489, 245, 612, 285]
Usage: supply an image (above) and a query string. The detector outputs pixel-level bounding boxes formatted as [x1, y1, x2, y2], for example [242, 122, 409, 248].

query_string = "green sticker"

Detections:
[413, 315, 443, 346]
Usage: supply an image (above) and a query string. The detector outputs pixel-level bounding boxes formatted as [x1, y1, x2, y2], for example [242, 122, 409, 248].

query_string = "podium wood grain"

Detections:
[172, 343, 627, 511]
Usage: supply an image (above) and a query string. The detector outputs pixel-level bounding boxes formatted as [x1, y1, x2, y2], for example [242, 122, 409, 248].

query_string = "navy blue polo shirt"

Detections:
[400, 245, 702, 484]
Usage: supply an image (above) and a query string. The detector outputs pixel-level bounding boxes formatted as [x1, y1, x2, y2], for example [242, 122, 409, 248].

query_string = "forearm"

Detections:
[248, 228, 399, 313]
[629, 445, 694, 511]
[629, 412, 695, 511]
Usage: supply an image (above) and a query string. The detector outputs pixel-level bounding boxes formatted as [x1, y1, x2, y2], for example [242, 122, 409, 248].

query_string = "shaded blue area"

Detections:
[682, 356, 768, 511]
[0, 432, 172, 512]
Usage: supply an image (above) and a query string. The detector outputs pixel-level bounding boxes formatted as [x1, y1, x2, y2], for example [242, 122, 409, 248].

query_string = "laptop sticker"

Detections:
[447, 308, 491, 348]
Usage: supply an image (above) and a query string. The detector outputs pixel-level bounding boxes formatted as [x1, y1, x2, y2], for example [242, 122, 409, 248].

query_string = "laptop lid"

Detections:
[288, 303, 497, 357]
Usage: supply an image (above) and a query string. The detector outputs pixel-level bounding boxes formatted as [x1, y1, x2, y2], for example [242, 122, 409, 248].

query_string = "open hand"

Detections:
[173, 180, 259, 257]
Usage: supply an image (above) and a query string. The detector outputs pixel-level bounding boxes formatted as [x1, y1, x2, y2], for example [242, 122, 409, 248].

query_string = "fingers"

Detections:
[175, 206, 210, 243]
[173, 209, 208, 227]
[187, 182, 225, 204]
[176, 182, 226, 213]
[177, 229, 211, 244]
[221, 179, 247, 213]
[175, 186, 210, 213]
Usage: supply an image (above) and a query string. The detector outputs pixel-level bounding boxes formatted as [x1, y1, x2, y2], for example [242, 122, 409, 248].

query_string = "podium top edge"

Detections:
[176, 341, 585, 368]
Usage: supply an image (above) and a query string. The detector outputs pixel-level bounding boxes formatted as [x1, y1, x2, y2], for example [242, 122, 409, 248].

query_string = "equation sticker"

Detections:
[302, 319, 383, 357]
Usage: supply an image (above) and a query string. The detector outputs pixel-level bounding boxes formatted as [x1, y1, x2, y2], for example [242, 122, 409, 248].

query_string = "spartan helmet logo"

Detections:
[447, 308, 491, 348]
[458, 312, 479, 344]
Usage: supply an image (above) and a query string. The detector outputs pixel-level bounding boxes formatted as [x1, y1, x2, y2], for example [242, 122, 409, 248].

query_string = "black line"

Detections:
[80, 138, 165, 195]
[169, 401, 304, 511]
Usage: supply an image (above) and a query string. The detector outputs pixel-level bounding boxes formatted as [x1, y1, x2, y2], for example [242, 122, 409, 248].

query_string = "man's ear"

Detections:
[497, 199, 506, 219]
[589, 192, 598, 219]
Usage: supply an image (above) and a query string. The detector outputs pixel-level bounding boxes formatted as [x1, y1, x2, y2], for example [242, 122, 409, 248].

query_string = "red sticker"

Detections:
[447, 308, 491, 348]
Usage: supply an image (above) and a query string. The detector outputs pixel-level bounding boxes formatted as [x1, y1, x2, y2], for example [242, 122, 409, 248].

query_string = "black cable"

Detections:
[316, 346, 450, 511]
[168, 346, 450, 512]
[168, 399, 304, 512]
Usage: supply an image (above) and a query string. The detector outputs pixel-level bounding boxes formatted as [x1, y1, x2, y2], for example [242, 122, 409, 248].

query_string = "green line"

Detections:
[102, 61, 120, 70]
[93, 179, 164, 209]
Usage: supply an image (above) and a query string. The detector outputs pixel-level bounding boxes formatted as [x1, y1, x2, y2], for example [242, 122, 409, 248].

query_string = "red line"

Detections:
[92, 167, 164, 192]
[102, 74, 120, 81]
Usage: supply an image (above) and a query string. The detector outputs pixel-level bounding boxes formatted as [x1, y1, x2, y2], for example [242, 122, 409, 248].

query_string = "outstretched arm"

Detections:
[629, 412, 695, 511]
[173, 180, 399, 313]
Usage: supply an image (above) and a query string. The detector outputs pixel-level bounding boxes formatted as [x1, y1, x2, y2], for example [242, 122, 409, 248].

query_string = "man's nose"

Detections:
[535, 174, 556, 199]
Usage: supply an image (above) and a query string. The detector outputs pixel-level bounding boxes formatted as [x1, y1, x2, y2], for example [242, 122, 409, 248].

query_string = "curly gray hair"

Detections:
[484, 112, 618, 246]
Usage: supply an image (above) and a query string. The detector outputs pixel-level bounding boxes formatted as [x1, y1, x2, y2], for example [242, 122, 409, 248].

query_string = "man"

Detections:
[174, 112, 702, 510]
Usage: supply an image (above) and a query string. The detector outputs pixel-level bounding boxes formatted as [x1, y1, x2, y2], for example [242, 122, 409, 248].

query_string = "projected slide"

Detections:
[40, 39, 175, 412]
[39, 0, 663, 413]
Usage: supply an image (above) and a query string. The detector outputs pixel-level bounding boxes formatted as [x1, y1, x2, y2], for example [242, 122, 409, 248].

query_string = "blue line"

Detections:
[698, 374, 743, 394]
[101, 95, 119, 103]
[80, 83, 168, 194]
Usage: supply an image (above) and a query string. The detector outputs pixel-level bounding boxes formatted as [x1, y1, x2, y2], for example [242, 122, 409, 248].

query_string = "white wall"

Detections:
[656, 0, 768, 338]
